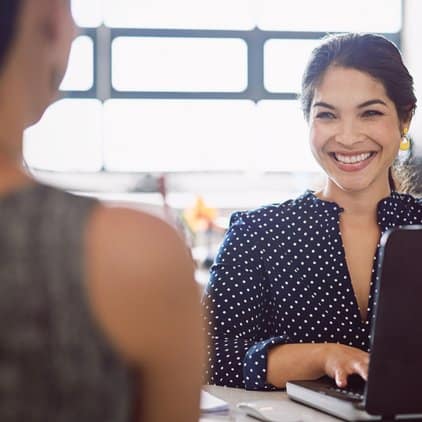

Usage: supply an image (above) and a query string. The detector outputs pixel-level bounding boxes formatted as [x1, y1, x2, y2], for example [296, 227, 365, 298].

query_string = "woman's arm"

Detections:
[203, 214, 290, 390]
[85, 205, 204, 422]
[267, 342, 369, 388]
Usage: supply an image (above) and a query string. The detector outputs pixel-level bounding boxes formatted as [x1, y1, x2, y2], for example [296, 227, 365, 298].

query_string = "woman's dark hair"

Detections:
[301, 33, 417, 193]
[0, 0, 23, 71]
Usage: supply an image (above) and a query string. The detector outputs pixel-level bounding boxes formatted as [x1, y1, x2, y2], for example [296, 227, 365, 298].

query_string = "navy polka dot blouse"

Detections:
[203, 190, 422, 390]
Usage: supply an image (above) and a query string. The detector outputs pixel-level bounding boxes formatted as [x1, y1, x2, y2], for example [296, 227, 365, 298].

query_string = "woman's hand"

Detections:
[323, 343, 369, 387]
[266, 342, 369, 389]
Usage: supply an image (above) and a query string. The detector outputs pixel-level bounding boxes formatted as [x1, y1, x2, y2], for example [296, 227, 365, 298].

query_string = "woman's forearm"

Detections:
[267, 342, 369, 389]
[267, 343, 327, 388]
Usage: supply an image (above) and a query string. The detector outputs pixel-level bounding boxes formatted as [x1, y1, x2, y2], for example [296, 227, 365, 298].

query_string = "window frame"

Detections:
[64, 27, 400, 103]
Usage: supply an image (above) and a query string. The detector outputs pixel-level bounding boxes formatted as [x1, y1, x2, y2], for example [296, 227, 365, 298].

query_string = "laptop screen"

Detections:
[365, 225, 422, 416]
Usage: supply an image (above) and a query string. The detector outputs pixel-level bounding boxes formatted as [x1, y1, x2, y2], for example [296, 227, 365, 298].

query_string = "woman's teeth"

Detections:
[334, 152, 372, 164]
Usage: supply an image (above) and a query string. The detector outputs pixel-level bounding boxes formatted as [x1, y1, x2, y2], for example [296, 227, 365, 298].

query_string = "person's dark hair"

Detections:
[0, 0, 22, 71]
[300, 33, 417, 193]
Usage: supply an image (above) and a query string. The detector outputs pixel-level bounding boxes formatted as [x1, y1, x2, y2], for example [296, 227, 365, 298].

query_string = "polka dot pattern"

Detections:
[203, 190, 422, 390]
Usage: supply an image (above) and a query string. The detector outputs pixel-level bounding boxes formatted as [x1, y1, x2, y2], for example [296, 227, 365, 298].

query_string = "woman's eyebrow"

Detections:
[357, 99, 387, 108]
[313, 101, 335, 109]
[313, 99, 388, 110]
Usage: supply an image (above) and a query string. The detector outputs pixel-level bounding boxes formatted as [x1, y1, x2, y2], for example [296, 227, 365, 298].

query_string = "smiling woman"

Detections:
[301, 33, 416, 194]
[203, 33, 422, 392]
[309, 66, 407, 197]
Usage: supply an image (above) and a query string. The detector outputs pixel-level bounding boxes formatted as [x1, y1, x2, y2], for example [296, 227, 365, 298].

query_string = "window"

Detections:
[257, 0, 401, 32]
[112, 37, 247, 92]
[102, 0, 255, 30]
[24, 0, 402, 201]
[264, 39, 320, 93]
[24, 99, 103, 171]
[60, 36, 94, 91]
[71, 0, 102, 28]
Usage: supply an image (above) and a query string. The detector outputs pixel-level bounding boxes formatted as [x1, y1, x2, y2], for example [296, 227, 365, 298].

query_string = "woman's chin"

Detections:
[329, 176, 375, 194]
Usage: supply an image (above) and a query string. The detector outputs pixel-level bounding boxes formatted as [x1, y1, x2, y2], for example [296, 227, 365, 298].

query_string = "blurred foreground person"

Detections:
[0, 1, 204, 420]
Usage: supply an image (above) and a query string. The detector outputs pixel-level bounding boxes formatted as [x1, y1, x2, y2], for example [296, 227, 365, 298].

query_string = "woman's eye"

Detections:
[362, 109, 383, 117]
[316, 111, 336, 119]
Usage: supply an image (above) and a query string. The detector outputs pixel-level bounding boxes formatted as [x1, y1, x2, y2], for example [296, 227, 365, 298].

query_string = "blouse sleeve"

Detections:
[202, 212, 290, 390]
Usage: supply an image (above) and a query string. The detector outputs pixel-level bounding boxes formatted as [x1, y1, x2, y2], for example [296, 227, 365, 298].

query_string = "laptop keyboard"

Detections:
[310, 375, 365, 403]
[326, 385, 364, 402]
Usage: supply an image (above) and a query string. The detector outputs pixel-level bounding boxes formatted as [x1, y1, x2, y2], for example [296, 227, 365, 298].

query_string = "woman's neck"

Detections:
[317, 179, 391, 220]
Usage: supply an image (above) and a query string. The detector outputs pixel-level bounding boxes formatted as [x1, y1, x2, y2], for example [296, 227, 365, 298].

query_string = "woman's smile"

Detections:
[329, 151, 376, 172]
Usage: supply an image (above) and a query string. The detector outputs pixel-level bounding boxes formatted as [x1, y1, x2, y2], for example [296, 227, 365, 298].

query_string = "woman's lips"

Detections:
[329, 151, 376, 172]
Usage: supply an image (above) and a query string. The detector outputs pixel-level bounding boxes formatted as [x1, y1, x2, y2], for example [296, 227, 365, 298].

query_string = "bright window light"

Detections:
[30, 1, 402, 178]
[103, 0, 255, 30]
[103, 100, 256, 172]
[60, 36, 94, 91]
[102, 0, 400, 32]
[258, 0, 401, 32]
[112, 37, 247, 92]
[24, 100, 103, 172]
[256, 101, 321, 172]
[264, 39, 320, 93]
[71, 0, 102, 28]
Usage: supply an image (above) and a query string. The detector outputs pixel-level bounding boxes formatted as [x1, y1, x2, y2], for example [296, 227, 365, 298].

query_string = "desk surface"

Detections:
[200, 385, 342, 422]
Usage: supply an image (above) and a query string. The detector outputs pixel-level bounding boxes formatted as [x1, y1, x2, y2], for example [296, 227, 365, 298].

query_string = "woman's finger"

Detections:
[353, 360, 369, 381]
[335, 369, 348, 387]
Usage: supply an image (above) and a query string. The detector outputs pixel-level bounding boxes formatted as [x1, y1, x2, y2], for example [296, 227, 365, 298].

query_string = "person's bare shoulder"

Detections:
[83, 204, 198, 364]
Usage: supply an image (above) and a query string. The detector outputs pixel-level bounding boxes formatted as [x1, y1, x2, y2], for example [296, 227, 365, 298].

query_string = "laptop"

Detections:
[286, 225, 422, 421]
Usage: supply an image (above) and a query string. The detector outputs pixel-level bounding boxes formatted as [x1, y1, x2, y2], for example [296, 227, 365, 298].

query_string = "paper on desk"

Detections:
[200, 390, 229, 413]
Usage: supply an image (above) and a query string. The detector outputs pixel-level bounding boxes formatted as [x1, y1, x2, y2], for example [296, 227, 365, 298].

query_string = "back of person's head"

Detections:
[301, 33, 417, 124]
[0, 0, 22, 73]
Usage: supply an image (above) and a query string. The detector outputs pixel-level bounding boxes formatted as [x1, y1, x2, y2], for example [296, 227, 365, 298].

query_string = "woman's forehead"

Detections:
[312, 66, 392, 108]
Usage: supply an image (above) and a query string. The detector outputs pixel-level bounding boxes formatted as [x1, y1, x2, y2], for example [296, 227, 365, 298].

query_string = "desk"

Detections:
[200, 385, 341, 421]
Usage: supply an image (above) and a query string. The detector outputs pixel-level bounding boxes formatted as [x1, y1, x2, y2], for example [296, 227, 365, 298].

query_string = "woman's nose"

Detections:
[334, 121, 364, 146]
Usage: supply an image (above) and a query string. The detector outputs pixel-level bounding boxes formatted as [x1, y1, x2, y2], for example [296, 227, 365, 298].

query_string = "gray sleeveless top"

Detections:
[0, 184, 134, 421]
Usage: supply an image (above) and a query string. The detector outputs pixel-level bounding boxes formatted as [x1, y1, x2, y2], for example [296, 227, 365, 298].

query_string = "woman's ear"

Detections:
[400, 121, 410, 138]
[401, 108, 415, 133]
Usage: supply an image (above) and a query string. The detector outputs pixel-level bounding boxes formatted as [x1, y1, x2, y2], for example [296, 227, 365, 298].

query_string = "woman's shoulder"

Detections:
[393, 191, 422, 204]
[85, 203, 199, 363]
[377, 191, 422, 226]
[228, 190, 316, 228]
[380, 191, 422, 211]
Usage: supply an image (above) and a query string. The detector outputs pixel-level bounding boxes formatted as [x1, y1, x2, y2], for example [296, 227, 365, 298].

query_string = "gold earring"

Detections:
[400, 127, 410, 151]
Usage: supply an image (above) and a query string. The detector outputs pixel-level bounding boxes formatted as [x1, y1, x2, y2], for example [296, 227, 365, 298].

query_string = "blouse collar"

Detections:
[300, 190, 415, 232]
